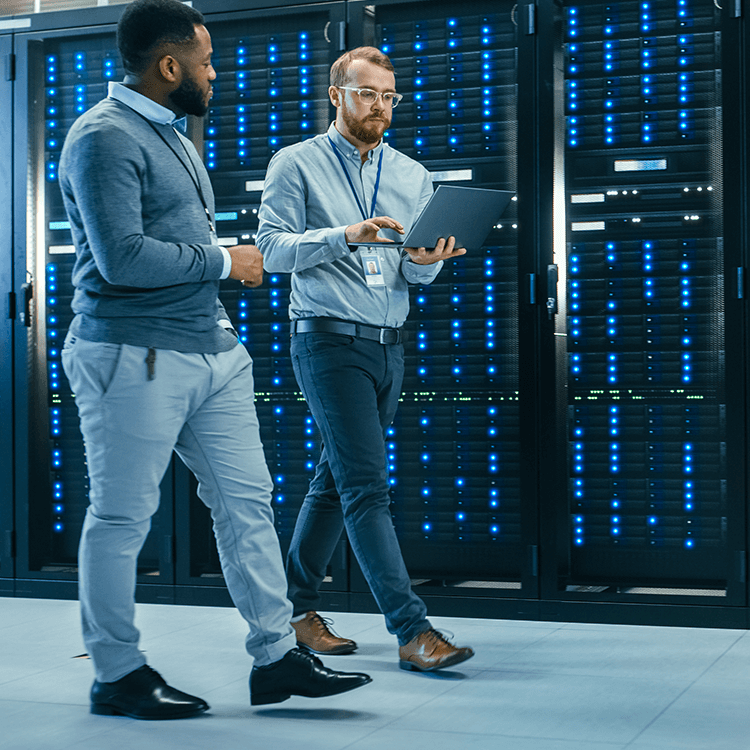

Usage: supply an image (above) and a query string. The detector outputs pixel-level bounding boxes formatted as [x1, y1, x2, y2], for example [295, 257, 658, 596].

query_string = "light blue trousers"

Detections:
[62, 333, 296, 683]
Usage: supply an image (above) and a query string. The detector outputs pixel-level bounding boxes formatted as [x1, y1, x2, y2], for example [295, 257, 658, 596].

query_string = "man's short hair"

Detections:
[117, 0, 205, 76]
[330, 47, 395, 87]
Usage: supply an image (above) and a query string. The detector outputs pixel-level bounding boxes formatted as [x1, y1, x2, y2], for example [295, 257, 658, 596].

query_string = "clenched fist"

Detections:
[227, 244, 264, 287]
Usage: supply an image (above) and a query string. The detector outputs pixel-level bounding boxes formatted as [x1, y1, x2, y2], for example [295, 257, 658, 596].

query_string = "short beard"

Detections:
[342, 104, 389, 145]
[169, 75, 208, 118]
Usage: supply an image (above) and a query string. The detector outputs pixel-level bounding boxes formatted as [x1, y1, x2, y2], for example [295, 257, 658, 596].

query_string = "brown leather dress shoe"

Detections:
[399, 629, 474, 672]
[292, 611, 357, 655]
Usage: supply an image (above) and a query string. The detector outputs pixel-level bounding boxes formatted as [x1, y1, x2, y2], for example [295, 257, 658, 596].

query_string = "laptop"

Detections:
[349, 184, 514, 250]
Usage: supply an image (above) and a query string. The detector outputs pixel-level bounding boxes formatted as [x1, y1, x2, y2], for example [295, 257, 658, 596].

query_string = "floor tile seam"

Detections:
[491, 637, 750, 675]
[555, 621, 700, 631]
[534, 620, 750, 642]
[558, 623, 747, 633]
[676, 629, 749, 685]
[492, 626, 570, 665]
[707, 628, 750, 656]
[0, 696, 87, 708]
[378, 665, 496, 713]
[344, 667, 483, 730]
[336, 722, 630, 746]
[0, 664, 91, 688]
[30, 726, 126, 750]
[473, 664, 717, 683]
[338, 724, 395, 750]
[468, 659, 698, 682]
[620, 635, 746, 749]
[331, 693, 458, 750]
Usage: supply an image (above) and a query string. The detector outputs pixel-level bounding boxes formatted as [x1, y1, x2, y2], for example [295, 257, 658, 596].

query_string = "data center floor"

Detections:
[1, 596, 749, 749]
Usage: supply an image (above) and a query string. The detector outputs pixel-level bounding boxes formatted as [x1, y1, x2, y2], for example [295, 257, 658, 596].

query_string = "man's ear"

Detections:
[158, 54, 180, 84]
[328, 85, 341, 107]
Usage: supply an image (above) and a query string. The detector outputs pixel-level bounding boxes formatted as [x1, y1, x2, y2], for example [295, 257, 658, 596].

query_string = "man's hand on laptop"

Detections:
[405, 236, 467, 265]
[346, 216, 405, 244]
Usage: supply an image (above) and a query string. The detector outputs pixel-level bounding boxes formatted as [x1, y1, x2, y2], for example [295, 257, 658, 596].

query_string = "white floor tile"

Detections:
[0, 702, 118, 750]
[344, 728, 628, 750]
[628, 683, 750, 749]
[496, 624, 744, 681]
[1, 598, 749, 750]
[386, 668, 687, 744]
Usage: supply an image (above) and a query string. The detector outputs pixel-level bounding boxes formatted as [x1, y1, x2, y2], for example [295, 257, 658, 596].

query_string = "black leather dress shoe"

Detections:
[90, 665, 209, 720]
[250, 647, 372, 706]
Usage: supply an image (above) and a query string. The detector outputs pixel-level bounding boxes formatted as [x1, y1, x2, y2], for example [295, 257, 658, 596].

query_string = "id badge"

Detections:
[361, 252, 385, 286]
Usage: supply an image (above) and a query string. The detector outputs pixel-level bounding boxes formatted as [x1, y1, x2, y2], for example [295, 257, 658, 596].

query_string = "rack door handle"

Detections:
[20, 280, 33, 327]
[546, 264, 558, 318]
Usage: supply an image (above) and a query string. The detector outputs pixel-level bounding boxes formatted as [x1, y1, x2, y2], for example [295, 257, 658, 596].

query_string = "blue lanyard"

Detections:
[328, 135, 384, 221]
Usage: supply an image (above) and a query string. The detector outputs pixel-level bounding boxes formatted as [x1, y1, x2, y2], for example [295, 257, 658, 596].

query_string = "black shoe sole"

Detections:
[296, 641, 358, 656]
[250, 691, 292, 706]
[251, 675, 372, 706]
[91, 702, 209, 720]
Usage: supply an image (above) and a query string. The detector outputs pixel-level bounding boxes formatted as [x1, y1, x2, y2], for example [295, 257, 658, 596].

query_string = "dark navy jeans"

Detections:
[287, 331, 431, 646]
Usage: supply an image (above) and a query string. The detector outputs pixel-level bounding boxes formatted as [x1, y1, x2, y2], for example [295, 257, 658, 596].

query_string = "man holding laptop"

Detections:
[256, 46, 475, 671]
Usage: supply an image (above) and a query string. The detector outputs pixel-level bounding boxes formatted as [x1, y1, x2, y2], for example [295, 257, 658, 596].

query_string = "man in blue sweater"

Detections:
[59, 0, 370, 719]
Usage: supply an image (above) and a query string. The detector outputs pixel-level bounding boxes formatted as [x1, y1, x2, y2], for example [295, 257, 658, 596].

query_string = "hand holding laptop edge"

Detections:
[405, 236, 467, 265]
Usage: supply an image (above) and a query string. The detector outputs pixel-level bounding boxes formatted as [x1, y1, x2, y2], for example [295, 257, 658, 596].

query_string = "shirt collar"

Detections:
[108, 81, 188, 133]
[328, 122, 384, 163]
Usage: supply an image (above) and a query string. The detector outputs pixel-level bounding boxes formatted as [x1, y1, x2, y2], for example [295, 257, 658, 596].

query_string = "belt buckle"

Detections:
[379, 327, 398, 345]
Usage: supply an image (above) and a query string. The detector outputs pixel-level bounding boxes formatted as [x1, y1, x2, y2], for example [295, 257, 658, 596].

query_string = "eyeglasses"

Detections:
[337, 86, 404, 108]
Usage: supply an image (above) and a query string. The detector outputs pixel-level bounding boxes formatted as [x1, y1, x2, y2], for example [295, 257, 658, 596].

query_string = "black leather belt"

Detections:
[291, 317, 405, 344]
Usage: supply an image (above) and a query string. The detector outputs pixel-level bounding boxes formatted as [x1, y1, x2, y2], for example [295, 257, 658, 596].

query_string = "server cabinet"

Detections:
[548, 0, 747, 621]
[1, 34, 15, 594]
[4, 0, 750, 628]
[8, 1, 351, 605]
[335, 0, 546, 615]
[12, 18, 176, 601]
[173, 2, 350, 603]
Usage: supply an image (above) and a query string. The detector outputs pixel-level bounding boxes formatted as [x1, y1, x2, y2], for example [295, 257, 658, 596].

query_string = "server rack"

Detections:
[173, 1, 350, 604]
[344, 0, 542, 617]
[724, 0, 750, 625]
[177, 0, 537, 613]
[5, 1, 353, 605]
[3, 0, 749, 628]
[547, 0, 747, 623]
[12, 17, 177, 601]
[1, 34, 15, 594]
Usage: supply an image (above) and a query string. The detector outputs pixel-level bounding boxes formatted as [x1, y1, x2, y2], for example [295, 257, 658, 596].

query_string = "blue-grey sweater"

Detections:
[59, 97, 236, 353]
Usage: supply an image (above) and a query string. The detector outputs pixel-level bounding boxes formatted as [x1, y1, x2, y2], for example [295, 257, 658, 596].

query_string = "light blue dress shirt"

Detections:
[107, 82, 232, 280]
[256, 123, 442, 328]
